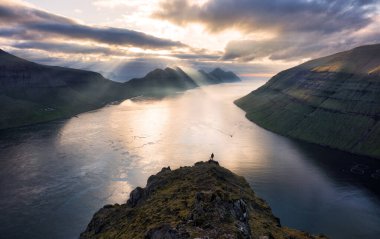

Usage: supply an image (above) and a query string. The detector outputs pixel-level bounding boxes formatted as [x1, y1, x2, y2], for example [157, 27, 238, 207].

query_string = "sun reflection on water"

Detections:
[3, 80, 380, 239]
[107, 82, 271, 174]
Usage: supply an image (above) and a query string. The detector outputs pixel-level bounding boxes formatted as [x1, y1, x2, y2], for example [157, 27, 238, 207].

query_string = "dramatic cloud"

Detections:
[0, 28, 27, 37]
[2, 0, 379, 80]
[12, 41, 123, 55]
[155, 0, 380, 61]
[221, 33, 346, 61]
[0, 1, 184, 49]
[27, 23, 185, 48]
[0, 1, 74, 25]
[222, 29, 380, 61]
[222, 39, 286, 62]
[171, 53, 220, 60]
[155, 0, 377, 34]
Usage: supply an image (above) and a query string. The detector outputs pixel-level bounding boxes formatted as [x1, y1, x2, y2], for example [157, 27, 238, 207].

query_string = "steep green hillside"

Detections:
[0, 49, 240, 130]
[0, 49, 130, 129]
[235, 44, 380, 159]
[81, 161, 326, 239]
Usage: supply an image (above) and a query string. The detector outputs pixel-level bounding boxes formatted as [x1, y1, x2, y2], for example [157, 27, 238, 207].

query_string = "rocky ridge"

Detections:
[80, 161, 327, 239]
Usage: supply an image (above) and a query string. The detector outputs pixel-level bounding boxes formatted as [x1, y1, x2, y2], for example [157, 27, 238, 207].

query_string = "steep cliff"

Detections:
[235, 44, 380, 159]
[81, 161, 326, 239]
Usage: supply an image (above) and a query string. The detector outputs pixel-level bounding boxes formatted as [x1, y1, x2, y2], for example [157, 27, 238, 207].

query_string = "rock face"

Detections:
[0, 49, 130, 129]
[81, 161, 326, 239]
[235, 44, 380, 159]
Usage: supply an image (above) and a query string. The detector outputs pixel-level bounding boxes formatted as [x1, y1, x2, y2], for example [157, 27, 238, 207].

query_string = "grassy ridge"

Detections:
[81, 161, 327, 239]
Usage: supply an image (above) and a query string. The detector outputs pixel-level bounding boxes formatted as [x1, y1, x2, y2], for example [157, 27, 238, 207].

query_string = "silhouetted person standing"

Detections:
[210, 153, 214, 161]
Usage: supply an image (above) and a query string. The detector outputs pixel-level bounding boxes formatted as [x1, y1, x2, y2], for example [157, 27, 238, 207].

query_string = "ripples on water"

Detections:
[0, 80, 379, 239]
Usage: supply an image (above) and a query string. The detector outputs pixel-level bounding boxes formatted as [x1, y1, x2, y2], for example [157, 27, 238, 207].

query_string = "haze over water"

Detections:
[0, 80, 380, 239]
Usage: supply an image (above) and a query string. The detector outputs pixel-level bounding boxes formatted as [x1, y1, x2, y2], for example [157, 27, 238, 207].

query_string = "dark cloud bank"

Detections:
[0, 1, 184, 49]
[155, 0, 380, 61]
[155, 0, 376, 33]
[1, 0, 379, 70]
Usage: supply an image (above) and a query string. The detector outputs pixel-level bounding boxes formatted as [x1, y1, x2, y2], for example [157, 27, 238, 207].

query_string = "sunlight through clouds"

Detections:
[2, 0, 379, 81]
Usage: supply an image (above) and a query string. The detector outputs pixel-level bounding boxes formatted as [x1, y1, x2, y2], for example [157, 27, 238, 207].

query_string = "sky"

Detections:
[1, 0, 380, 81]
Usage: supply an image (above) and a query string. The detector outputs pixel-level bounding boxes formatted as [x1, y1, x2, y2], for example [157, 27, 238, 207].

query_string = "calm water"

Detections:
[0, 80, 380, 239]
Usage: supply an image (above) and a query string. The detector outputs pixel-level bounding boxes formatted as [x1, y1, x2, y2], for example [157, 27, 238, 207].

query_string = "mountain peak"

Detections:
[0, 49, 35, 66]
[300, 43, 380, 75]
[164, 67, 175, 72]
[209, 67, 240, 83]
[211, 67, 224, 73]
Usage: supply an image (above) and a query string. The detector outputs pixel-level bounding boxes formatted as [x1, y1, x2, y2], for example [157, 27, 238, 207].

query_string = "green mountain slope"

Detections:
[235, 44, 380, 159]
[0, 49, 130, 129]
[0, 49, 240, 130]
[81, 161, 327, 239]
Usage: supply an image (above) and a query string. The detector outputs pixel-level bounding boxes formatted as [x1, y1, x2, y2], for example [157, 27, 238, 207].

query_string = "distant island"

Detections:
[235, 44, 380, 159]
[0, 49, 240, 130]
[81, 161, 327, 239]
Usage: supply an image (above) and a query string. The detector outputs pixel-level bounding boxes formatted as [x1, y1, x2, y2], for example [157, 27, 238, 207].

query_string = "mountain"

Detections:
[209, 67, 241, 83]
[81, 161, 327, 239]
[125, 67, 198, 97]
[235, 44, 380, 159]
[0, 49, 240, 130]
[124, 66, 241, 97]
[0, 49, 130, 129]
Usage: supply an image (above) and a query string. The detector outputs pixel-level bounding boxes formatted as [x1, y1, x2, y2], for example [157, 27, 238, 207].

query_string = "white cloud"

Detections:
[93, 0, 157, 9]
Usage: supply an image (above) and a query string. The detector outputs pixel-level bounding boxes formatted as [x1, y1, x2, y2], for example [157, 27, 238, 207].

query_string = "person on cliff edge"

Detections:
[210, 153, 214, 161]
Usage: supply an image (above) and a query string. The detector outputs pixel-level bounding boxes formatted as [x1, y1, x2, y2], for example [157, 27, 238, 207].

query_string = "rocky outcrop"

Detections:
[80, 161, 327, 239]
[235, 44, 380, 159]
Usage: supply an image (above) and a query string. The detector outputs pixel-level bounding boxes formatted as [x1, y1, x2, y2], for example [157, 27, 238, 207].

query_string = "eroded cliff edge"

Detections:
[80, 161, 326, 239]
[235, 44, 380, 159]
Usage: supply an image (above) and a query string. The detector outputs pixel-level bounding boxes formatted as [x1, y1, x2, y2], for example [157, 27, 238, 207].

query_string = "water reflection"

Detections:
[286, 138, 380, 198]
[0, 80, 379, 239]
